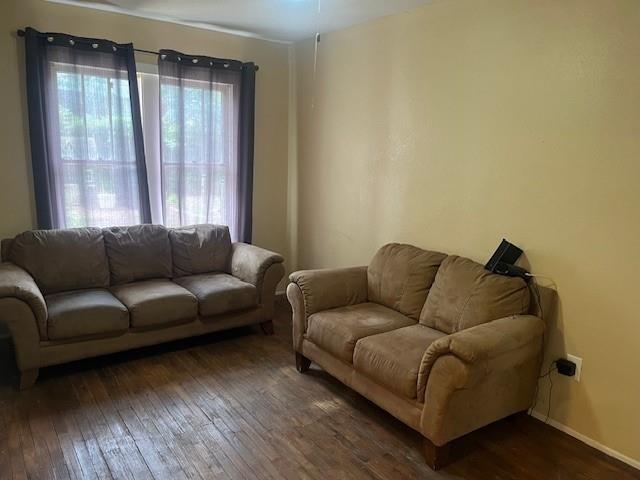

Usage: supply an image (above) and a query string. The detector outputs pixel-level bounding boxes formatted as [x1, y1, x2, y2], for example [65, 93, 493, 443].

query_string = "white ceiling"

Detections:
[49, 0, 433, 43]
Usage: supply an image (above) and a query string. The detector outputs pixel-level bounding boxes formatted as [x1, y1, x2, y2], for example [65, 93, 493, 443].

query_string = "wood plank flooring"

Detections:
[0, 299, 638, 480]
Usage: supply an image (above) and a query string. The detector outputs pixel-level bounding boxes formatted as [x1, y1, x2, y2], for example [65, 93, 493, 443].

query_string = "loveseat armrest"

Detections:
[288, 267, 368, 351]
[418, 314, 544, 445]
[289, 266, 368, 317]
[0, 262, 47, 339]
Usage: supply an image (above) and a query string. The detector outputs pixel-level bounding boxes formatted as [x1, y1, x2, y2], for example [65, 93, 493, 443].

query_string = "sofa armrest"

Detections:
[288, 267, 368, 351]
[0, 262, 47, 339]
[418, 315, 544, 445]
[231, 243, 284, 290]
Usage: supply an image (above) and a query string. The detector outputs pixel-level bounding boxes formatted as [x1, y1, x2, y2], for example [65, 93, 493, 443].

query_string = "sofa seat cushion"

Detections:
[306, 302, 415, 364]
[174, 273, 258, 317]
[111, 279, 197, 329]
[46, 289, 129, 340]
[353, 324, 445, 400]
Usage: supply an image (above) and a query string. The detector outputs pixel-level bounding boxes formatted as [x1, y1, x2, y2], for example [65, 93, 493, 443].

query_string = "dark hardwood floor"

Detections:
[0, 299, 638, 480]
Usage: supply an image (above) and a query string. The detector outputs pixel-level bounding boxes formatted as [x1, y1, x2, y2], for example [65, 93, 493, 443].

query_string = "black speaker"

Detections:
[485, 239, 529, 279]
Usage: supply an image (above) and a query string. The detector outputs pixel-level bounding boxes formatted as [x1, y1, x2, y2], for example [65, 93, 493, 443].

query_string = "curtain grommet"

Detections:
[69, 39, 75, 46]
[160, 54, 167, 60]
[223, 63, 230, 68]
[92, 43, 99, 49]
[192, 58, 198, 64]
[47, 36, 54, 43]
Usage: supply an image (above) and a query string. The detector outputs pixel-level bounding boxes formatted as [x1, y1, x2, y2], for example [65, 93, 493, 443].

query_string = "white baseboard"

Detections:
[529, 411, 640, 470]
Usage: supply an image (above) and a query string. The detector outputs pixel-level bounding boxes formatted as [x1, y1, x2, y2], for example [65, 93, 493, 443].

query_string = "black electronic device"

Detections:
[556, 358, 577, 377]
[485, 239, 529, 280]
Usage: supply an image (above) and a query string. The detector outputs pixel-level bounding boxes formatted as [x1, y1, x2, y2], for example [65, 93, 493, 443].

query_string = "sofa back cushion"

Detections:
[9, 228, 110, 294]
[367, 243, 447, 320]
[103, 224, 172, 285]
[420, 255, 530, 333]
[169, 224, 231, 276]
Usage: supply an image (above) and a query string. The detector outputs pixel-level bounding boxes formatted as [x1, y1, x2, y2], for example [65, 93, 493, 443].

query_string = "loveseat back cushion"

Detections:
[420, 255, 530, 334]
[169, 224, 231, 276]
[367, 243, 447, 320]
[103, 224, 172, 285]
[9, 227, 110, 294]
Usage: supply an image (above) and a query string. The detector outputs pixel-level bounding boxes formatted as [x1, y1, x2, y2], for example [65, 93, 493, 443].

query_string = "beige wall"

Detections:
[3, 0, 639, 466]
[0, 0, 290, 264]
[294, 0, 640, 463]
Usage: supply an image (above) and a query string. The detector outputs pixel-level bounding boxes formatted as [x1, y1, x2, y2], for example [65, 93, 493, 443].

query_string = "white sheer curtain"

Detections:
[51, 63, 144, 227]
[156, 51, 242, 240]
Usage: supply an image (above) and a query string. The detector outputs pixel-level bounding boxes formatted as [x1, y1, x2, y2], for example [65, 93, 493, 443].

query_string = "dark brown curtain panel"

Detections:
[158, 49, 256, 243]
[24, 27, 151, 229]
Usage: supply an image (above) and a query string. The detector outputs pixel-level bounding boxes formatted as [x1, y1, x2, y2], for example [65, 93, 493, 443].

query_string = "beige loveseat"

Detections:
[287, 243, 544, 469]
[0, 224, 284, 389]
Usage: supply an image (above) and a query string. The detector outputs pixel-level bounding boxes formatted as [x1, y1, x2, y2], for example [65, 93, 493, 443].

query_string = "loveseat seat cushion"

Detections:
[420, 255, 530, 334]
[169, 225, 232, 277]
[353, 324, 445, 400]
[103, 225, 172, 285]
[46, 289, 129, 340]
[306, 302, 415, 363]
[367, 243, 447, 320]
[9, 228, 110, 294]
[174, 273, 257, 317]
[111, 279, 197, 329]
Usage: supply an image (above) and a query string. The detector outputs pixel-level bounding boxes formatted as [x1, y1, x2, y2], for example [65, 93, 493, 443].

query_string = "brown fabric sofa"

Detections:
[287, 243, 544, 469]
[0, 224, 284, 389]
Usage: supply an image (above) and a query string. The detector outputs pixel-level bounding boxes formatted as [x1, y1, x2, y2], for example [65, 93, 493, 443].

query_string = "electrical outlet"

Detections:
[566, 354, 582, 382]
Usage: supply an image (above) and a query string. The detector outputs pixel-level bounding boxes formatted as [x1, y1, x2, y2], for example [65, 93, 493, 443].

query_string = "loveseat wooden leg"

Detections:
[295, 352, 311, 373]
[422, 437, 451, 470]
[19, 369, 39, 390]
[260, 320, 275, 335]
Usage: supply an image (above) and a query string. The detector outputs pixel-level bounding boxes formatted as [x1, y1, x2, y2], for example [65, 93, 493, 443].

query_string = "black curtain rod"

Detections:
[16, 29, 259, 71]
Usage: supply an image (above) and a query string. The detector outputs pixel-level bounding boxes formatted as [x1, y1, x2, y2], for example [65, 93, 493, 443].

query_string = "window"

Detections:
[50, 64, 239, 232]
[25, 30, 255, 240]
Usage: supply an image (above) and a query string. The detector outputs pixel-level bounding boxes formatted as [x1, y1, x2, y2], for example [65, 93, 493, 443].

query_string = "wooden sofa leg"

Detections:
[260, 320, 275, 335]
[422, 437, 451, 470]
[295, 352, 311, 373]
[19, 369, 39, 390]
